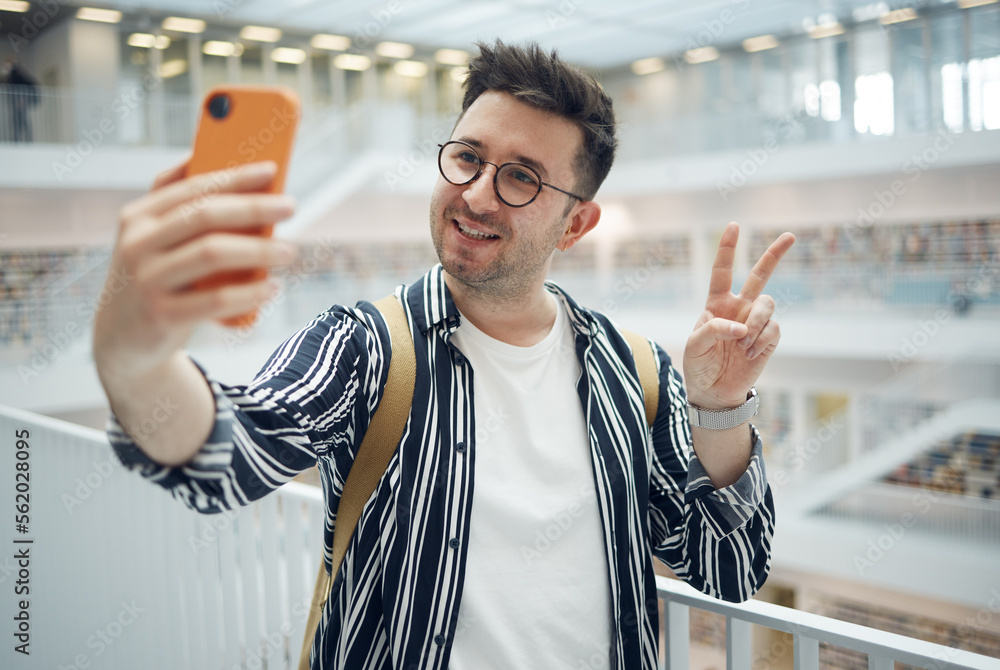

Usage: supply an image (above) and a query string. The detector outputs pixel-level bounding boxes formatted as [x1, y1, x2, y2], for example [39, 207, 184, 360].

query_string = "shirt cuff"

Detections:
[684, 424, 769, 539]
[105, 356, 237, 474]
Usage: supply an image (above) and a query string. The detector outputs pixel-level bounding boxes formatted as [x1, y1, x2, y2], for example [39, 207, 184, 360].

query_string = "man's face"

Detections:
[429, 90, 586, 299]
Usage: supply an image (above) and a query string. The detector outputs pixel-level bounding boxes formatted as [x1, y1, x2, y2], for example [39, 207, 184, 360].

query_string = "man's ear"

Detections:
[558, 200, 601, 251]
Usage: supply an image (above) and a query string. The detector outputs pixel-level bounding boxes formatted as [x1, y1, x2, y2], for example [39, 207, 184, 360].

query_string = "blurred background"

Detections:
[0, 0, 998, 668]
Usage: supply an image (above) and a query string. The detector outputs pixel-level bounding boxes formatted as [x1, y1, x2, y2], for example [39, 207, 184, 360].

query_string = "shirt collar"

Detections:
[403, 264, 600, 338]
[405, 264, 461, 336]
[545, 279, 600, 337]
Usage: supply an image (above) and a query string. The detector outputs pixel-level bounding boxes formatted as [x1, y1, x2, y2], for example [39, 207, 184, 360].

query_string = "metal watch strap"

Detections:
[687, 387, 758, 430]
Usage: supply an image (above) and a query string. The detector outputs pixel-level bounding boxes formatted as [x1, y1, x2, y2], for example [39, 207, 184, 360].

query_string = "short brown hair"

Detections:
[460, 40, 617, 202]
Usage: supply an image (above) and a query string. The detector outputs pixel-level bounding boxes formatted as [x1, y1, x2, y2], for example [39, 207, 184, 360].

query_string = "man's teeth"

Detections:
[458, 221, 498, 240]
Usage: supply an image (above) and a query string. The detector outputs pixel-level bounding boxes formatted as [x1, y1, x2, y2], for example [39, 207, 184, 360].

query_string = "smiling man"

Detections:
[94, 40, 793, 670]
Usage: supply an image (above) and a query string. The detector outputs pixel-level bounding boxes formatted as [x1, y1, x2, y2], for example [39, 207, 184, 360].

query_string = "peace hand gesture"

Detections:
[683, 223, 795, 410]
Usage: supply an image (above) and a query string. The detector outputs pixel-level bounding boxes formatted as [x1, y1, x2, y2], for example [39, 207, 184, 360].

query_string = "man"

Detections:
[2, 57, 38, 142]
[94, 41, 793, 669]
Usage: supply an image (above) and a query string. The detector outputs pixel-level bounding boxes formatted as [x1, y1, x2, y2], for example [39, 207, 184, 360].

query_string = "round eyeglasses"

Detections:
[437, 141, 586, 208]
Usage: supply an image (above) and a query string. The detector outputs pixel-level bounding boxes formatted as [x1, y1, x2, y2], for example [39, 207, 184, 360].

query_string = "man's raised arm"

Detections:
[682, 222, 795, 488]
[92, 160, 297, 466]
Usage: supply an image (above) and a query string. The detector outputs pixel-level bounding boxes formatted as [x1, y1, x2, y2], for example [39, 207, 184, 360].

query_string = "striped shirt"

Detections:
[108, 264, 774, 670]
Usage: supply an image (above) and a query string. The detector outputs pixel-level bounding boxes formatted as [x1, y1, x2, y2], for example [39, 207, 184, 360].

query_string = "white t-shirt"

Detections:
[447, 294, 613, 669]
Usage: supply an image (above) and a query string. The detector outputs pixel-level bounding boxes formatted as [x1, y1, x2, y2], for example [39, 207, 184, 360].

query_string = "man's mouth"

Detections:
[456, 220, 500, 241]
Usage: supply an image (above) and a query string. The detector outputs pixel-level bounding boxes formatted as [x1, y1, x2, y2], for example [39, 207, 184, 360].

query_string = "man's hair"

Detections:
[460, 40, 617, 202]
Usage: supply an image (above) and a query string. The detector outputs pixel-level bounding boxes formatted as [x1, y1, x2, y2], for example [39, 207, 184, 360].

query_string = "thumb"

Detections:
[687, 317, 747, 358]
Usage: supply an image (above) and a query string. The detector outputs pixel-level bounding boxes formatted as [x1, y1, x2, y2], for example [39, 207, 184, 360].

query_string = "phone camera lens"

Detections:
[208, 94, 230, 119]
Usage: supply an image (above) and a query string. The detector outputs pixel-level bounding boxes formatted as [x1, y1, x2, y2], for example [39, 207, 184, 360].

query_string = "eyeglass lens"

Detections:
[439, 142, 542, 206]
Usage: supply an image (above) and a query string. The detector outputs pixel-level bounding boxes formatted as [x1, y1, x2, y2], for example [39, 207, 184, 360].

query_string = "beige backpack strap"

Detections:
[621, 329, 659, 427]
[298, 294, 416, 670]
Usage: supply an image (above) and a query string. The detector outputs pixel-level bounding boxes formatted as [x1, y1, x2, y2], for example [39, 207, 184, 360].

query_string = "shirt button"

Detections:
[453, 352, 465, 366]
[455, 441, 466, 453]
[449, 537, 460, 549]
[434, 634, 446, 646]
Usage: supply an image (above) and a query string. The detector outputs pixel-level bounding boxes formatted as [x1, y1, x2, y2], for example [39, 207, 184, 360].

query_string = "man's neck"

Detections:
[443, 271, 558, 347]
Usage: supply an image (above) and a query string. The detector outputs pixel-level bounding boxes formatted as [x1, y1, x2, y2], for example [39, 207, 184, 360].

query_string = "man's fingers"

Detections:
[707, 222, 739, 299]
[688, 317, 748, 356]
[738, 232, 796, 302]
[736, 294, 776, 353]
[133, 192, 295, 257]
[150, 278, 280, 324]
[150, 159, 190, 191]
[138, 233, 297, 291]
[122, 161, 279, 223]
[745, 319, 781, 361]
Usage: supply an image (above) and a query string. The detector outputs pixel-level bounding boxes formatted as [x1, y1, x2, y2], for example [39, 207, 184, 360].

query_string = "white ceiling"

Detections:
[95, 0, 951, 69]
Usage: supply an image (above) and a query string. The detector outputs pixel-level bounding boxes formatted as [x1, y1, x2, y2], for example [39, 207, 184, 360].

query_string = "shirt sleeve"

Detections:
[105, 303, 391, 515]
[646, 343, 774, 603]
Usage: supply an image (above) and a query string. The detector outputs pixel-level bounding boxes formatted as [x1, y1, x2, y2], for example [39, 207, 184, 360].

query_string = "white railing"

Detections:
[0, 84, 451, 155]
[816, 481, 1000, 542]
[616, 107, 852, 160]
[656, 577, 997, 670]
[2, 404, 999, 669]
[0, 84, 195, 146]
[0, 404, 324, 670]
[818, 481, 1000, 544]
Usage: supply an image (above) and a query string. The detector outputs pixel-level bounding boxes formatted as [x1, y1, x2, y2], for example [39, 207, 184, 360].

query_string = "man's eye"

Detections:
[457, 151, 480, 165]
[510, 169, 539, 186]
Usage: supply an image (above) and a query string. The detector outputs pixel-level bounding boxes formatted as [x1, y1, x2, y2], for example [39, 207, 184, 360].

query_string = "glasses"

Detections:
[437, 141, 586, 208]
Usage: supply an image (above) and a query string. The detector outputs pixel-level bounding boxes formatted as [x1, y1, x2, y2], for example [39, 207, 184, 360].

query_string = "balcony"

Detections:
[1, 404, 997, 669]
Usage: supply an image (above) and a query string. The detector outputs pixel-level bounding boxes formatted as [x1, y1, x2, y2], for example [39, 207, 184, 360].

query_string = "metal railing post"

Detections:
[662, 599, 690, 670]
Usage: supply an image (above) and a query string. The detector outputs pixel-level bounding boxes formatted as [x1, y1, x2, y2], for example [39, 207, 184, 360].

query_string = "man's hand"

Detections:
[91, 159, 298, 465]
[93, 160, 297, 378]
[683, 222, 795, 410]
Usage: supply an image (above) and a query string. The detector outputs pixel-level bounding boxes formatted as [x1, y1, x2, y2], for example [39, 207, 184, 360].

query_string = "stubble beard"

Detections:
[429, 197, 564, 303]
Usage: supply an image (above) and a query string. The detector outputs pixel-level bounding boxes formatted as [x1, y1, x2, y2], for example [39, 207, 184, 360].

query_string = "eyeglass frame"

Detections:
[436, 141, 587, 208]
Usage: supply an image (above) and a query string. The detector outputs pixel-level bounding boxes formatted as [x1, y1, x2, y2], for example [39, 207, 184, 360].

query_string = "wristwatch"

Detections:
[687, 387, 758, 430]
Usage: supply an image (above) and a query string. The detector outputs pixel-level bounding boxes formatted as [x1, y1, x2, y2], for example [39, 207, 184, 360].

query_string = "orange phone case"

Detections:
[187, 85, 301, 328]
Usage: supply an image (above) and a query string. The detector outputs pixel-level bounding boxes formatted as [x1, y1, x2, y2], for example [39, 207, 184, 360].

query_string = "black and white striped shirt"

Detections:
[108, 265, 774, 670]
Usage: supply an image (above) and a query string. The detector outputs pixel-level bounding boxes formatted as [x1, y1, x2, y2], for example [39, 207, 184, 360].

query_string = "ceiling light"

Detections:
[203, 41, 243, 57]
[450, 67, 467, 83]
[631, 57, 665, 75]
[375, 41, 414, 59]
[272, 47, 307, 64]
[879, 8, 918, 24]
[684, 46, 719, 64]
[958, 0, 998, 7]
[240, 25, 282, 42]
[76, 7, 122, 23]
[333, 54, 372, 71]
[394, 60, 428, 77]
[159, 59, 188, 79]
[128, 33, 170, 49]
[162, 17, 206, 33]
[128, 33, 156, 48]
[808, 21, 845, 39]
[743, 35, 779, 53]
[435, 48, 469, 65]
[0, 1, 30, 12]
[311, 34, 350, 51]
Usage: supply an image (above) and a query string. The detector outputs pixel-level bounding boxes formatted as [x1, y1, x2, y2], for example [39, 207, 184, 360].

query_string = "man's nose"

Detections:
[462, 164, 501, 213]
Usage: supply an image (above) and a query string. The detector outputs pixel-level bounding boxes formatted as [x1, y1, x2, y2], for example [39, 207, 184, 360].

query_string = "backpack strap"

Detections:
[299, 294, 415, 670]
[621, 329, 659, 427]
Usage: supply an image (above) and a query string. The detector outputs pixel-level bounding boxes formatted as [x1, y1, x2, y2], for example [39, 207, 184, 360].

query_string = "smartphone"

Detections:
[187, 85, 301, 328]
